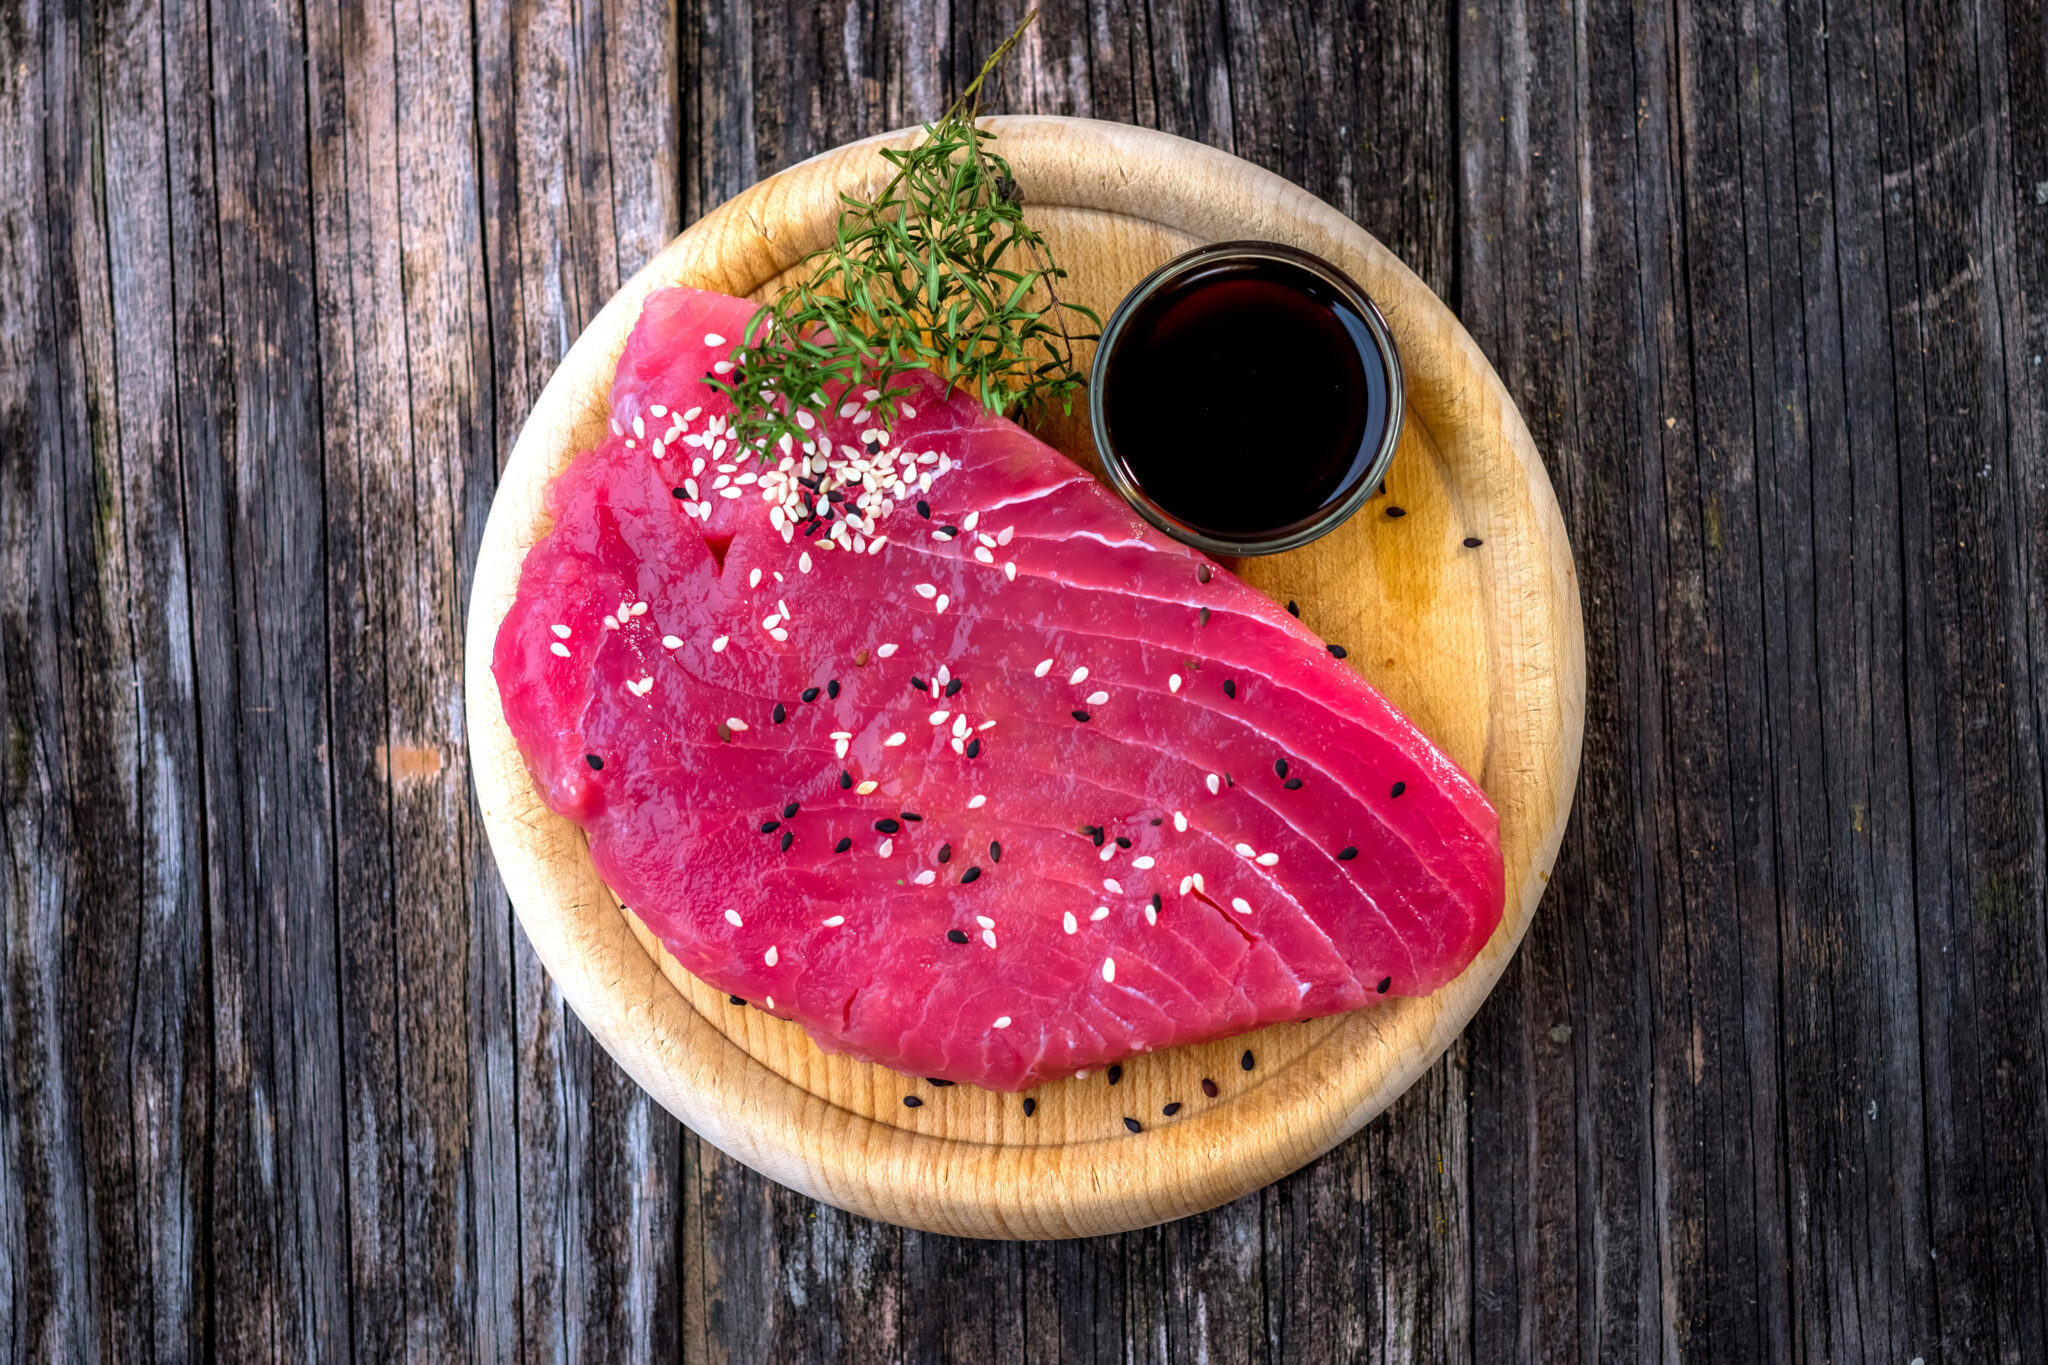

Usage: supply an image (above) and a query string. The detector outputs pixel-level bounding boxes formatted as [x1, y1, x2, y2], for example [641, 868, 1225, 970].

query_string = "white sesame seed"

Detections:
[704, 333, 725, 347]
[1034, 658, 1054, 678]
[929, 710, 950, 725]
[902, 402, 917, 419]
[978, 533, 996, 548]
[993, 1015, 1011, 1029]
[1086, 690, 1108, 705]
[1102, 958, 1116, 982]
[725, 909, 743, 927]
[914, 583, 938, 599]
[1193, 873, 1205, 892]
[766, 996, 775, 1009]
[968, 794, 987, 809]
[712, 635, 728, 652]
[610, 418, 622, 436]
[1257, 852, 1280, 866]
[823, 915, 844, 927]
[1174, 811, 1187, 832]
[830, 730, 853, 739]
[1231, 898, 1251, 915]
[765, 945, 778, 965]
[998, 526, 1014, 545]
[877, 642, 898, 658]
[1169, 674, 1182, 694]
[839, 400, 861, 418]
[727, 717, 749, 732]
[935, 594, 949, 613]
[603, 615, 618, 630]
[856, 780, 878, 795]
[975, 915, 995, 929]
[884, 732, 907, 747]
[1133, 856, 1155, 869]
[713, 361, 733, 375]
[982, 929, 997, 948]
[1099, 844, 1117, 862]
[1179, 876, 1194, 896]
[762, 614, 782, 631]
[770, 629, 788, 643]
[1104, 878, 1123, 894]
[950, 737, 965, 755]
[978, 720, 995, 731]
[1206, 773, 1221, 795]
[549, 642, 570, 657]
[662, 634, 682, 649]
[914, 870, 936, 886]
[1069, 666, 1089, 685]
[550, 623, 572, 639]
[1091, 906, 1110, 921]
[952, 715, 970, 739]
[1236, 843, 1255, 857]
[835, 739, 850, 760]
[878, 838, 894, 857]
[799, 552, 813, 573]
[1063, 911, 1078, 934]
[1145, 904, 1158, 925]
[964, 511, 980, 531]
[975, 547, 995, 564]
[1004, 562, 1016, 580]
[632, 414, 645, 438]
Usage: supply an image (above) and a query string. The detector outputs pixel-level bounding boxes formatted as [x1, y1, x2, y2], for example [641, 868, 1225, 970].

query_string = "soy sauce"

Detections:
[1094, 247, 1395, 551]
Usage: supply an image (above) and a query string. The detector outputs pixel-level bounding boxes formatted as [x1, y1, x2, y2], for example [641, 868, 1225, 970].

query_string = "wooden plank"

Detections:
[475, 0, 685, 1356]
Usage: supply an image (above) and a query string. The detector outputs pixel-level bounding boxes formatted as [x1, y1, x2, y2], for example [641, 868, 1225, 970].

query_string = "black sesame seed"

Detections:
[961, 866, 982, 884]
[1275, 758, 1289, 778]
[1151, 817, 1163, 826]
[728, 995, 747, 1006]
[1328, 644, 1349, 659]
[839, 770, 853, 789]
[901, 812, 923, 823]
[965, 738, 981, 758]
[1071, 710, 1091, 722]
[585, 754, 603, 770]
[1163, 1102, 1183, 1116]
[672, 487, 687, 498]
[864, 439, 880, 454]
[1150, 893, 1162, 912]
[927, 1078, 956, 1087]
[1284, 778, 1303, 790]
[1124, 1117, 1143, 1134]
[989, 841, 1002, 863]
[804, 520, 822, 536]
[945, 677, 961, 697]
[760, 820, 781, 834]
[1391, 781, 1406, 798]
[874, 819, 900, 833]
[779, 831, 793, 852]
[1377, 976, 1392, 994]
[904, 1095, 923, 1108]
[802, 687, 821, 703]
[835, 837, 853, 853]
[937, 843, 951, 863]
[783, 801, 799, 819]
[1464, 536, 1484, 548]
[773, 702, 787, 723]
[1286, 600, 1300, 617]
[1199, 607, 1211, 626]
[1241, 1050, 1256, 1071]
[827, 679, 841, 699]
[1105, 1064, 1123, 1085]
[939, 524, 960, 536]
[912, 676, 929, 691]
[1115, 836, 1132, 849]
[1225, 773, 1234, 787]
[1223, 679, 1237, 699]
[1023, 1097, 1037, 1117]
[917, 499, 931, 519]
[947, 929, 970, 944]
[1387, 505, 1406, 518]
[1197, 563, 1212, 584]
[1201, 1078, 1220, 1098]
[1091, 827, 1106, 847]
[1338, 846, 1359, 861]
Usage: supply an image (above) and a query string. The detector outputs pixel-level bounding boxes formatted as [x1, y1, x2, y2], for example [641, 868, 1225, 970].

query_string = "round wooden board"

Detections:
[465, 117, 1584, 1239]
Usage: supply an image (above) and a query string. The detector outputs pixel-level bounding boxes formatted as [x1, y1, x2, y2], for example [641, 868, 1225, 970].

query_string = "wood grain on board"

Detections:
[3, 0, 2043, 1359]
[464, 116, 1583, 1238]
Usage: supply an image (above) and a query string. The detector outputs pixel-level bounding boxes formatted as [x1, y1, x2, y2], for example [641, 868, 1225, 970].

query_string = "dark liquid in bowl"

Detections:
[1099, 256, 1390, 544]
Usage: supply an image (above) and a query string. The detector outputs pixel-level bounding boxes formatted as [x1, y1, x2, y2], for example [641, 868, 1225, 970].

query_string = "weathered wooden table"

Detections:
[4, 1, 2042, 1359]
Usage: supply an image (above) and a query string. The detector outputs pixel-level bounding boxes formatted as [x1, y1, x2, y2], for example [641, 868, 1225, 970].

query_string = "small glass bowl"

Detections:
[1087, 240, 1405, 557]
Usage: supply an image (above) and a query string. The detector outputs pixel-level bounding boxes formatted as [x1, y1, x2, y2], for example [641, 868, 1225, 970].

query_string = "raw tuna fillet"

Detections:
[494, 286, 1503, 1092]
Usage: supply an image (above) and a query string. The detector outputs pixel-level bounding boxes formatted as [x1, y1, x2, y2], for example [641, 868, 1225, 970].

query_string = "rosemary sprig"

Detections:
[707, 11, 1099, 459]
